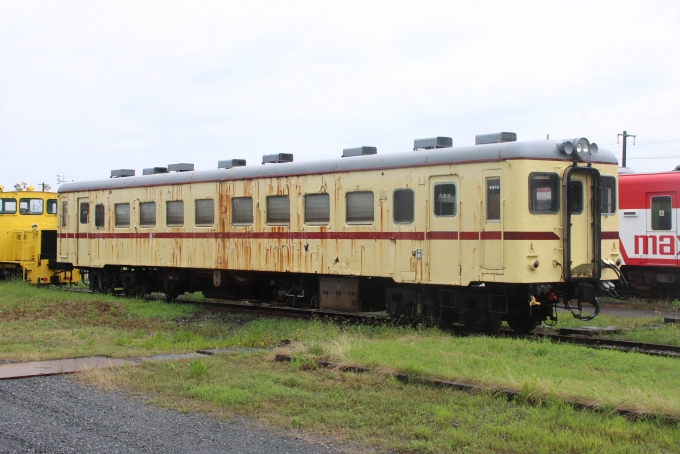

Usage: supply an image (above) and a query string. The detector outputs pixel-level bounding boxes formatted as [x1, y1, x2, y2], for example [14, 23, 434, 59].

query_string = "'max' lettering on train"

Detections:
[633, 235, 680, 255]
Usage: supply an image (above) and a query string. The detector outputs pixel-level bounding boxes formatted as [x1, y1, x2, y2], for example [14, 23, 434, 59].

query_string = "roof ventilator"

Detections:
[168, 163, 194, 172]
[342, 146, 377, 157]
[413, 137, 452, 150]
[218, 159, 247, 169]
[475, 132, 517, 145]
[110, 169, 135, 178]
[142, 167, 169, 175]
[262, 153, 293, 164]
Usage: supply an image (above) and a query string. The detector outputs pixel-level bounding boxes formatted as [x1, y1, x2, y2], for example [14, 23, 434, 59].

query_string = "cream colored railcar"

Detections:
[58, 134, 621, 332]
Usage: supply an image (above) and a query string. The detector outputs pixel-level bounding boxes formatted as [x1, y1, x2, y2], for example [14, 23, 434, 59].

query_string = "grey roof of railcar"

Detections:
[58, 140, 618, 193]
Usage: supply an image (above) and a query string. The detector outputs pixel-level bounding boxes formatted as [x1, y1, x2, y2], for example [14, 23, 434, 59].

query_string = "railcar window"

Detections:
[568, 181, 583, 214]
[433, 183, 456, 217]
[139, 202, 156, 227]
[305, 194, 330, 224]
[346, 191, 374, 224]
[195, 199, 214, 225]
[46, 199, 58, 215]
[600, 176, 617, 215]
[166, 201, 184, 226]
[0, 198, 17, 214]
[19, 198, 44, 215]
[651, 196, 672, 230]
[61, 202, 67, 226]
[115, 203, 130, 228]
[267, 196, 290, 225]
[393, 189, 414, 224]
[232, 197, 253, 225]
[486, 178, 501, 221]
[94, 204, 105, 228]
[79, 203, 89, 224]
[529, 173, 559, 214]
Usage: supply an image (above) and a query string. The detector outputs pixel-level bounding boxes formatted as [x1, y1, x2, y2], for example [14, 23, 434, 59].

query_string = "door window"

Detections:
[651, 196, 672, 230]
[486, 178, 501, 221]
[568, 181, 583, 214]
[80, 202, 89, 224]
[433, 183, 456, 217]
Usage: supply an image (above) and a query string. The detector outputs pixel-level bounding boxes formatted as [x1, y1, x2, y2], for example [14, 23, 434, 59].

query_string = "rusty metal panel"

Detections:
[0, 357, 133, 379]
[319, 276, 360, 311]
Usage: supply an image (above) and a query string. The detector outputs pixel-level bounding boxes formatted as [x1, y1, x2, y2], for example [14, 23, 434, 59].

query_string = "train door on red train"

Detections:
[76, 197, 90, 266]
[427, 175, 461, 285]
[646, 192, 678, 266]
[481, 170, 503, 271]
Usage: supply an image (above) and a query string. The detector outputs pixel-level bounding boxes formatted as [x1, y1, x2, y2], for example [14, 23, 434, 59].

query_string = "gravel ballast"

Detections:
[0, 375, 340, 453]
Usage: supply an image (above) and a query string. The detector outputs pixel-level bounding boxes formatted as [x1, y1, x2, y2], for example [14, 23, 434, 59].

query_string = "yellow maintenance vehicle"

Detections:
[0, 183, 79, 284]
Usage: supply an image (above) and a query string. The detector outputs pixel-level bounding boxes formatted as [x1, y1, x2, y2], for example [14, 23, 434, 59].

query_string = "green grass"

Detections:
[82, 353, 680, 454]
[0, 281, 234, 359]
[3, 280, 680, 451]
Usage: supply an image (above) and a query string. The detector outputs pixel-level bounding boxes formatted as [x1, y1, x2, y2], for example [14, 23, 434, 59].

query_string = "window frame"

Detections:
[266, 195, 290, 225]
[19, 198, 44, 215]
[651, 195, 672, 231]
[231, 197, 253, 225]
[61, 202, 68, 227]
[46, 199, 58, 215]
[346, 191, 374, 225]
[485, 177, 501, 222]
[114, 203, 131, 228]
[600, 176, 617, 215]
[568, 180, 584, 215]
[304, 193, 330, 225]
[433, 183, 457, 217]
[139, 202, 156, 228]
[528, 172, 560, 214]
[166, 201, 184, 227]
[80, 202, 89, 224]
[393, 188, 415, 224]
[195, 199, 215, 226]
[94, 203, 105, 229]
[0, 198, 17, 214]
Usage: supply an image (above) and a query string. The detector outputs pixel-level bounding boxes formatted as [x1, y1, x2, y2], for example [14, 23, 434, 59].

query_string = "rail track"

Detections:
[63, 287, 680, 358]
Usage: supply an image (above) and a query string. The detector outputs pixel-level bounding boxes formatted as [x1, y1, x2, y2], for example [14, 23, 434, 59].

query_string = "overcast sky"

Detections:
[1, 0, 678, 190]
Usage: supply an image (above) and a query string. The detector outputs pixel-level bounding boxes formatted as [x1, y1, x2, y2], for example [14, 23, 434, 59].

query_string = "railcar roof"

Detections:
[58, 140, 618, 193]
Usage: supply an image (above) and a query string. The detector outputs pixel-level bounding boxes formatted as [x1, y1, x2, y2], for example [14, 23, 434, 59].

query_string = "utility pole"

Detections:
[617, 130, 636, 168]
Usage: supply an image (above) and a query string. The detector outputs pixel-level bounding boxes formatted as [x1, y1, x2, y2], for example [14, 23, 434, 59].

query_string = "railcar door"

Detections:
[481, 170, 503, 272]
[76, 197, 90, 266]
[562, 167, 601, 280]
[428, 176, 461, 285]
[646, 192, 677, 266]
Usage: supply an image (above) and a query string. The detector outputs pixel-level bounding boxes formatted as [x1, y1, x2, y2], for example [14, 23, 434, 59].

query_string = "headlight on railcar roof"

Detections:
[559, 137, 599, 161]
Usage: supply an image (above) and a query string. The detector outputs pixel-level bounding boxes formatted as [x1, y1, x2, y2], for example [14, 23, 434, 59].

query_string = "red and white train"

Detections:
[618, 168, 680, 296]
